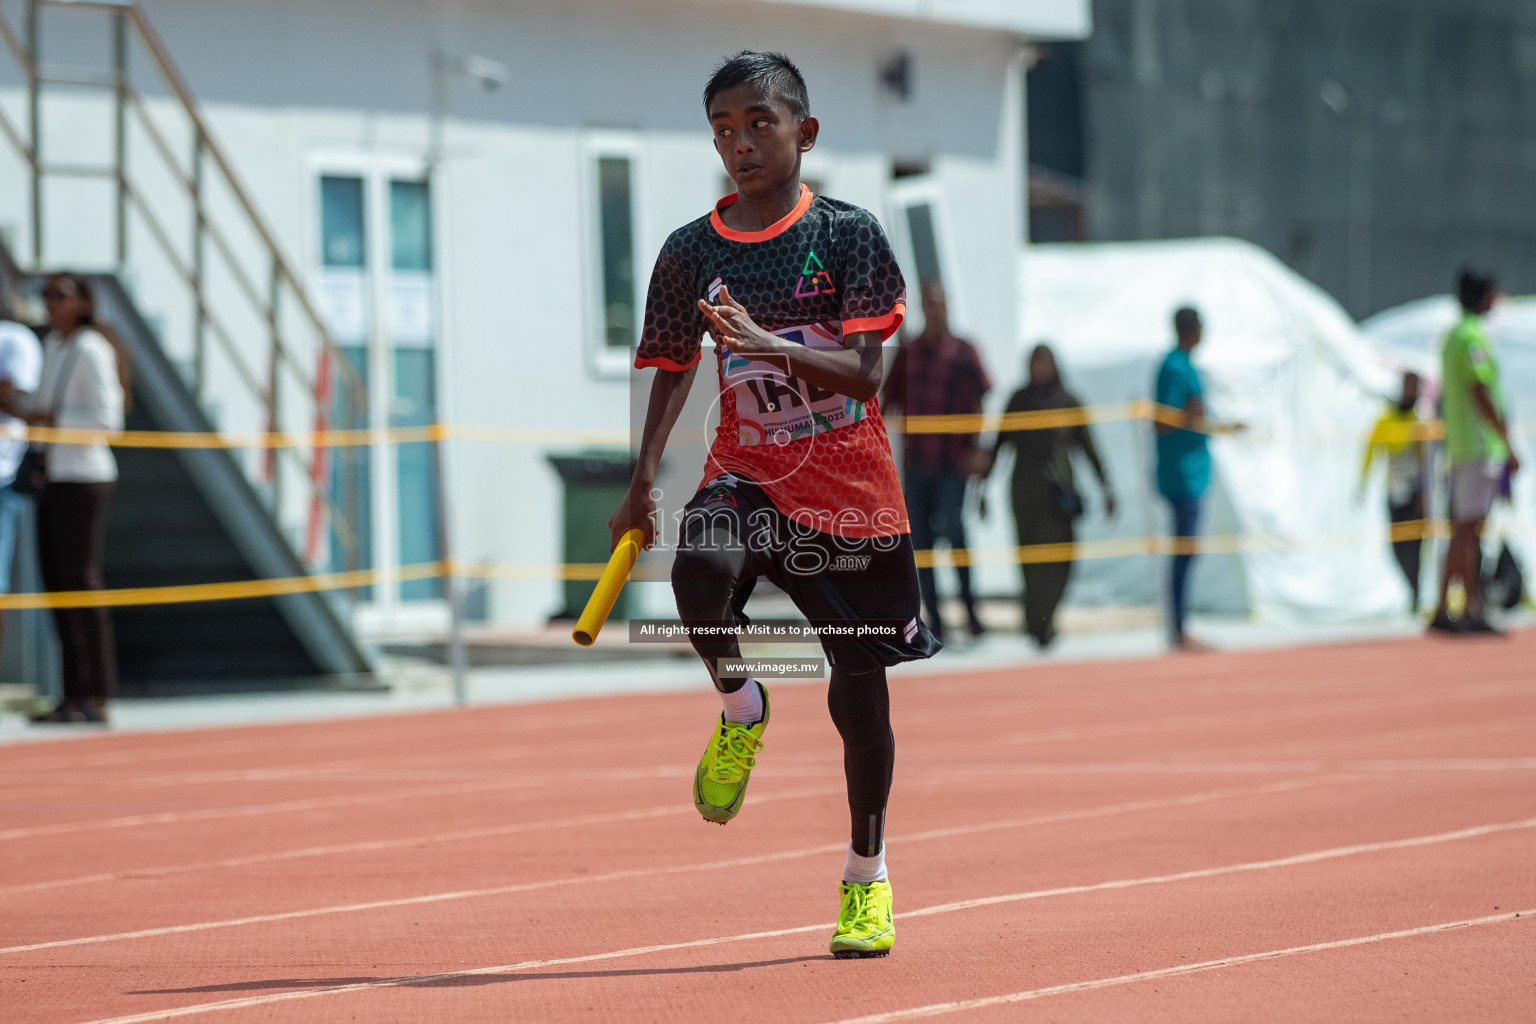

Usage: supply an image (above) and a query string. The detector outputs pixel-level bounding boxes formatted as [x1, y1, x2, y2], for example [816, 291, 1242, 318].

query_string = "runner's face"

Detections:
[708, 85, 815, 198]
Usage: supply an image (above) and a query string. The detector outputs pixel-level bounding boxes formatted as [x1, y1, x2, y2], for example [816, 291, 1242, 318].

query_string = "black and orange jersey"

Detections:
[636, 185, 909, 538]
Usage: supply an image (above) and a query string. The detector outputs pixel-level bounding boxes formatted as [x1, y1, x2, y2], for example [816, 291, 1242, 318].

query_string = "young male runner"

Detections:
[608, 51, 938, 958]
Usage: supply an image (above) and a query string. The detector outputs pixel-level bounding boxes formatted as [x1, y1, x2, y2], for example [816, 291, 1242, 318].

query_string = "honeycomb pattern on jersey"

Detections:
[635, 194, 910, 539]
[636, 194, 906, 371]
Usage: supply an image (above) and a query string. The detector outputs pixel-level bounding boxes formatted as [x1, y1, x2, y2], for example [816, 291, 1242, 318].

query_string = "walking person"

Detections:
[1153, 307, 1242, 652]
[0, 281, 43, 658]
[0, 274, 125, 723]
[1429, 268, 1518, 635]
[984, 343, 1115, 647]
[881, 279, 991, 641]
[1359, 371, 1429, 613]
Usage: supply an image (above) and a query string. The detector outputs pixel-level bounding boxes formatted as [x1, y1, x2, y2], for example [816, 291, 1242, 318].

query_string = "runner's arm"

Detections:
[608, 363, 698, 550]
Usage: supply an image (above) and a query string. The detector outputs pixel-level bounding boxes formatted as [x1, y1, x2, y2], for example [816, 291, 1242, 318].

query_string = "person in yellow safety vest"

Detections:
[1360, 371, 1430, 613]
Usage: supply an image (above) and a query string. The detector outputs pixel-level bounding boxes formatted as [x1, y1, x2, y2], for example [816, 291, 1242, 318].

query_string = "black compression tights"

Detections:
[672, 534, 894, 854]
[828, 664, 894, 856]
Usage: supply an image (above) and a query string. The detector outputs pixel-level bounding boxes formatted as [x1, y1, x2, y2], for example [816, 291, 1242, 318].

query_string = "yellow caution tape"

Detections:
[0, 520, 1460, 610]
[20, 403, 1468, 448]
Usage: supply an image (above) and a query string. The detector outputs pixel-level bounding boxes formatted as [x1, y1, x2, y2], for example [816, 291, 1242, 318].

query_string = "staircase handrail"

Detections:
[0, 0, 367, 572]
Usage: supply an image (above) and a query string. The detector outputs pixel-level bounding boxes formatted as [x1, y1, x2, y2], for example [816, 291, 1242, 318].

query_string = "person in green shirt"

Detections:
[1430, 268, 1520, 635]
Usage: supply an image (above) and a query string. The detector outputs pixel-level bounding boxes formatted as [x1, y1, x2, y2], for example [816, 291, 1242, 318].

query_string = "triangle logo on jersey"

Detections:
[794, 250, 836, 298]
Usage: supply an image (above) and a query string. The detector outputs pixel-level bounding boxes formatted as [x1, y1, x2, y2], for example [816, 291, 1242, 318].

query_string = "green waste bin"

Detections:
[547, 449, 638, 621]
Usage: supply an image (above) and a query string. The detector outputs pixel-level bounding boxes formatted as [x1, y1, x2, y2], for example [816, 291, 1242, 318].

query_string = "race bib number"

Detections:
[720, 321, 866, 447]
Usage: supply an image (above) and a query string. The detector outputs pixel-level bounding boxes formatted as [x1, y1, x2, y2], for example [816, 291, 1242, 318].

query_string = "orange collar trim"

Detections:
[710, 183, 814, 242]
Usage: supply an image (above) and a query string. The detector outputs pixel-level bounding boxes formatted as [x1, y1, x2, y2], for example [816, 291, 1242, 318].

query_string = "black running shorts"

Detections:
[678, 475, 942, 673]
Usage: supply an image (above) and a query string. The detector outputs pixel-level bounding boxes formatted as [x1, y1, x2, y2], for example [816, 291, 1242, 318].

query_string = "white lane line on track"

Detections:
[3, 654, 1511, 774]
[0, 776, 1340, 951]
[4, 780, 1515, 958]
[0, 725, 693, 796]
[0, 768, 688, 842]
[998, 680, 1532, 747]
[9, 754, 1536, 791]
[0, 703, 702, 772]
[821, 909, 1536, 1024]
[1196, 714, 1536, 761]
[10, 687, 1525, 794]
[896, 815, 1536, 921]
[898, 758, 1536, 777]
[0, 784, 846, 896]
[11, 757, 1525, 846]
[61, 892, 1536, 1023]
[0, 765, 693, 788]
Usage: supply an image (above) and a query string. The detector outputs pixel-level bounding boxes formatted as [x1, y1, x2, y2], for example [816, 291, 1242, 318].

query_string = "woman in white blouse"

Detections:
[0, 274, 125, 723]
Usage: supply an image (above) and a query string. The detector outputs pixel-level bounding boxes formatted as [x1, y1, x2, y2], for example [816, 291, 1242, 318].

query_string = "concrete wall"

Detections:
[1080, 0, 1536, 320]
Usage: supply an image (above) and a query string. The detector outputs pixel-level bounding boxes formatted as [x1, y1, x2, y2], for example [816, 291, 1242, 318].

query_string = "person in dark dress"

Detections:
[984, 344, 1114, 647]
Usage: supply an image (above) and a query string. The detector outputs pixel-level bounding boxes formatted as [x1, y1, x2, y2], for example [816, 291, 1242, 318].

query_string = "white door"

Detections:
[312, 158, 444, 626]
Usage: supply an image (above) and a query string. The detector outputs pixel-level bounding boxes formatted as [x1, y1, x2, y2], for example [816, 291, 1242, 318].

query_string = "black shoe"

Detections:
[966, 610, 986, 638]
[29, 701, 109, 725]
[1462, 614, 1505, 637]
[29, 702, 88, 724]
[1426, 611, 1462, 635]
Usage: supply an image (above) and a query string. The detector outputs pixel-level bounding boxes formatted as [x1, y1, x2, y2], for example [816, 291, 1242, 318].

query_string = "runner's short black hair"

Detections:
[704, 50, 810, 121]
[1457, 266, 1497, 312]
[1173, 306, 1201, 337]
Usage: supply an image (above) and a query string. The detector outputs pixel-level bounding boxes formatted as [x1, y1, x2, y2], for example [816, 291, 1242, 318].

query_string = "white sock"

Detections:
[720, 678, 764, 724]
[842, 843, 888, 884]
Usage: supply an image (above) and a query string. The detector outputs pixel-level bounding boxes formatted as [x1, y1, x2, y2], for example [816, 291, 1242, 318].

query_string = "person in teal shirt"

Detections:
[1430, 268, 1520, 635]
[1154, 307, 1243, 651]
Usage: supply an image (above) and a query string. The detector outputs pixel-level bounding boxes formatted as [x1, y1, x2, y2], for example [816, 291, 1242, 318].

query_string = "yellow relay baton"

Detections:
[572, 528, 644, 647]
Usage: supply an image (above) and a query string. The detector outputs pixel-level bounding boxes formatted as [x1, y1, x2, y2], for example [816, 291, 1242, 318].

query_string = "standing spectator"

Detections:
[1430, 268, 1518, 635]
[0, 281, 43, 659]
[1153, 307, 1242, 652]
[984, 343, 1115, 647]
[1359, 371, 1429, 613]
[881, 280, 990, 641]
[0, 274, 125, 723]
[983, 343, 1118, 647]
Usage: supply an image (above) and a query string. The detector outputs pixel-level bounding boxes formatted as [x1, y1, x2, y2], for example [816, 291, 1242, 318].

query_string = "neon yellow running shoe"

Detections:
[830, 879, 894, 958]
[692, 685, 769, 824]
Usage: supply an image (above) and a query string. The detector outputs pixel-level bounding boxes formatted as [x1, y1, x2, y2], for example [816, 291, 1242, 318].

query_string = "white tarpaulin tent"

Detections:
[979, 237, 1408, 624]
[1360, 295, 1536, 587]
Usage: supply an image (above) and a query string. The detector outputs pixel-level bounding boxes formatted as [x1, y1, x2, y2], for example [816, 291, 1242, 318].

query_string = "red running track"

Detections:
[1, 632, 1534, 1023]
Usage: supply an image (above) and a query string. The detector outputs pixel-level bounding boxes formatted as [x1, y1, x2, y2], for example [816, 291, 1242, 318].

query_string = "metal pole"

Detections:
[25, 0, 40, 267]
[1132, 402, 1168, 643]
[424, 87, 464, 701]
[112, 10, 127, 268]
[431, 432, 467, 705]
[191, 131, 205, 396]
[267, 257, 282, 514]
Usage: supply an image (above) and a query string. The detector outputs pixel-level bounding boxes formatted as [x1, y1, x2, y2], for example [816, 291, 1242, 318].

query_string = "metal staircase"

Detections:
[0, 0, 371, 690]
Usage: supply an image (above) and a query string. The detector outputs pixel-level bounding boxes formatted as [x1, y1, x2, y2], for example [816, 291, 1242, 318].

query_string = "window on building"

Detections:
[320, 176, 366, 269]
[319, 173, 373, 593]
[904, 201, 942, 292]
[390, 180, 433, 272]
[597, 155, 637, 349]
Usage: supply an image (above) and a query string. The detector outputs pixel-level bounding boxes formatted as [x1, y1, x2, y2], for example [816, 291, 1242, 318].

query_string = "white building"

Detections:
[0, 0, 1089, 639]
